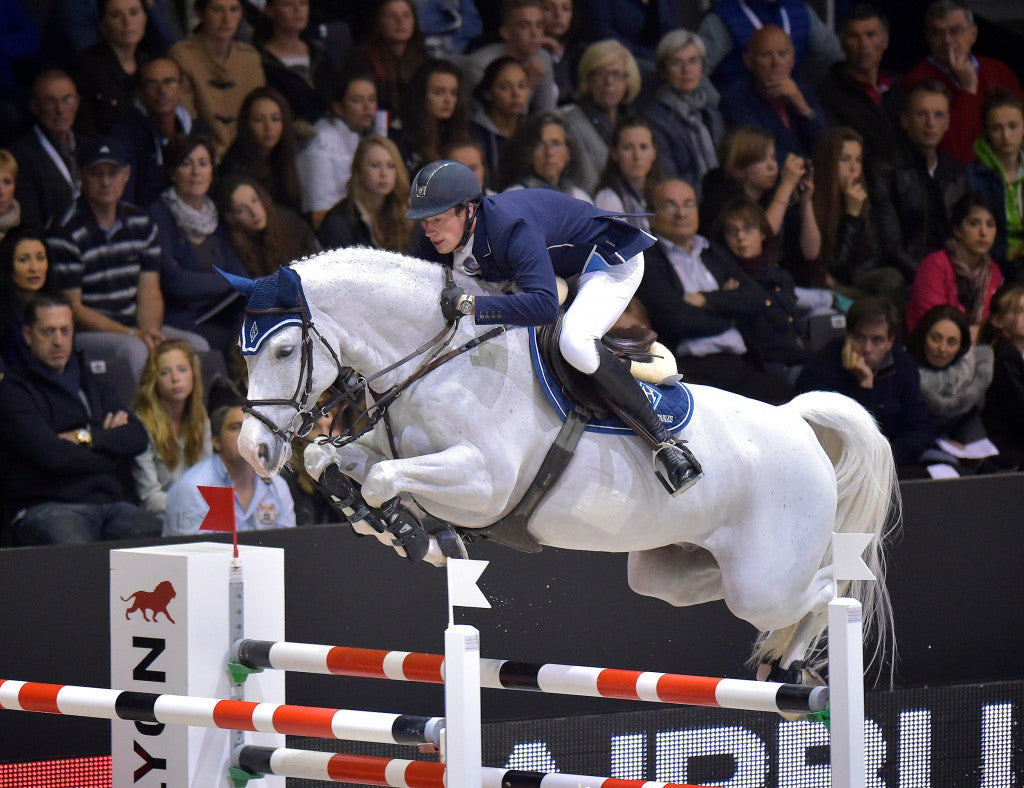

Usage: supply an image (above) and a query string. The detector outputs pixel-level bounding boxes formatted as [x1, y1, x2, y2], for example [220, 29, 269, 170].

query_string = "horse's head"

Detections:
[219, 265, 342, 477]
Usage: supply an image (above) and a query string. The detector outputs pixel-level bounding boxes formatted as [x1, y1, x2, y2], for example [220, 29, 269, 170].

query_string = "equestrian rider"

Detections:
[407, 159, 702, 496]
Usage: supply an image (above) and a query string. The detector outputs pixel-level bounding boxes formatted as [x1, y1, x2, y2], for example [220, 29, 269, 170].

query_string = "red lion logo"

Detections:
[121, 580, 177, 623]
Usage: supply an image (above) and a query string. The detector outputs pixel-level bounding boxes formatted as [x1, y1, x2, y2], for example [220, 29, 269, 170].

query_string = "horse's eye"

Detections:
[275, 345, 295, 360]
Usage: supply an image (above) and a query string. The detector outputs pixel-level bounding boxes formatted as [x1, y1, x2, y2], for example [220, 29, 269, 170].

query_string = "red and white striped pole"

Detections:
[0, 679, 443, 746]
[234, 745, 720, 788]
[233, 639, 828, 715]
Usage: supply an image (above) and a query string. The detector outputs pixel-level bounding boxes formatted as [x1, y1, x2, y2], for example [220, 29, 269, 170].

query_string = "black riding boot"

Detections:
[590, 343, 703, 496]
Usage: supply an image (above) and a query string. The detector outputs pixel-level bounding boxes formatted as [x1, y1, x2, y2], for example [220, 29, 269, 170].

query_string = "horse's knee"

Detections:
[362, 464, 396, 507]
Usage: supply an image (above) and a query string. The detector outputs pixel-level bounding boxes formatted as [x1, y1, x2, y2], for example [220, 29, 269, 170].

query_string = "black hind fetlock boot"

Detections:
[589, 342, 703, 496]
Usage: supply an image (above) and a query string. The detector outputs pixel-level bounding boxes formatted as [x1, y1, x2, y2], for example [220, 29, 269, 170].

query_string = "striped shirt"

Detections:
[49, 199, 163, 326]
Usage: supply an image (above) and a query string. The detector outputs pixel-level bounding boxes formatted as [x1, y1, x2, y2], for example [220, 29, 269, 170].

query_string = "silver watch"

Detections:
[457, 294, 475, 316]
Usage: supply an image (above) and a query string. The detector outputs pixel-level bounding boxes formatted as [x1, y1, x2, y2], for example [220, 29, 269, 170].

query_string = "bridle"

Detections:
[242, 264, 508, 452]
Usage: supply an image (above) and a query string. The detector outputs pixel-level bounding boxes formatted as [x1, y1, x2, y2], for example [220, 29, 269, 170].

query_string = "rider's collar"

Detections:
[453, 233, 480, 276]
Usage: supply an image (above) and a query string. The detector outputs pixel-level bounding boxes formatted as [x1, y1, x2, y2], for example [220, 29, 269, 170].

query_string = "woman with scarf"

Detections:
[907, 192, 1004, 341]
[593, 116, 661, 231]
[147, 135, 248, 354]
[644, 30, 724, 191]
[500, 112, 592, 203]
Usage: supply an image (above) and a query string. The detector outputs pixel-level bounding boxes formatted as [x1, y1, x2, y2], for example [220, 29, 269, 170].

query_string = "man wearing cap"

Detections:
[407, 159, 703, 496]
[48, 135, 209, 381]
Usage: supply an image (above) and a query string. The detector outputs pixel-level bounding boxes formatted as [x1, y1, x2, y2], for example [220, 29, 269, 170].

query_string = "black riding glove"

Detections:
[440, 285, 467, 321]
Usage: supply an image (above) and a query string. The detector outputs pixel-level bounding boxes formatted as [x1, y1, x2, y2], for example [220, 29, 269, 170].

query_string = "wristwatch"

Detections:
[456, 294, 475, 316]
[76, 427, 92, 445]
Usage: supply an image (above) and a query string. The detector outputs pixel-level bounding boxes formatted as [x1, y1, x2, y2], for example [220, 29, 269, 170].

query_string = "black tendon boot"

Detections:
[590, 342, 703, 495]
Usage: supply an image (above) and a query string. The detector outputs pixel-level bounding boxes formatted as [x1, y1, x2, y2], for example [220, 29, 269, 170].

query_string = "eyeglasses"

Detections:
[592, 68, 628, 82]
[655, 200, 697, 214]
[928, 23, 972, 39]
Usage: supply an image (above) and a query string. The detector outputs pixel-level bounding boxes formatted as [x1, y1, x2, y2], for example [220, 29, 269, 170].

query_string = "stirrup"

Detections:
[652, 442, 703, 497]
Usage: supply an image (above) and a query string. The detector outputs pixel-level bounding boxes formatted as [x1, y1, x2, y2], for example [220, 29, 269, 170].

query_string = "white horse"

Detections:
[231, 247, 897, 676]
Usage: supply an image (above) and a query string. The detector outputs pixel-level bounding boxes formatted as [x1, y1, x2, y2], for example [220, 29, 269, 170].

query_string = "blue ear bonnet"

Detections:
[217, 266, 308, 355]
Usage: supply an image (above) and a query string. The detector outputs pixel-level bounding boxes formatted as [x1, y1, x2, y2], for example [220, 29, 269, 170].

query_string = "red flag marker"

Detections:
[198, 485, 238, 557]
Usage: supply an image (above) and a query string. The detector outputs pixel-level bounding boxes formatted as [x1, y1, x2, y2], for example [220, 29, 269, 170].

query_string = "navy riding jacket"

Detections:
[411, 189, 655, 326]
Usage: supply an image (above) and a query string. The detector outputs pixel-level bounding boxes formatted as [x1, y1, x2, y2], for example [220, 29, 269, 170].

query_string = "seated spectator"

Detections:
[866, 80, 968, 282]
[219, 86, 303, 214]
[593, 116, 660, 231]
[816, 3, 901, 162]
[9, 70, 83, 230]
[40, 0, 178, 68]
[220, 176, 320, 275]
[114, 58, 211, 208]
[811, 126, 903, 304]
[698, 0, 842, 92]
[904, 0, 1024, 166]
[720, 25, 827, 166]
[296, 70, 379, 228]
[442, 137, 493, 194]
[132, 338, 212, 518]
[318, 136, 413, 252]
[463, 0, 558, 112]
[255, 0, 335, 124]
[164, 402, 296, 535]
[540, 0, 581, 104]
[468, 56, 531, 190]
[907, 304, 993, 444]
[968, 90, 1024, 277]
[0, 292, 161, 545]
[702, 125, 821, 274]
[579, 0, 679, 83]
[636, 178, 795, 404]
[148, 134, 247, 353]
[559, 39, 642, 195]
[713, 197, 810, 382]
[796, 296, 936, 471]
[393, 59, 470, 175]
[0, 227, 60, 367]
[0, 0, 39, 145]
[349, 0, 428, 119]
[500, 111, 591, 201]
[50, 136, 209, 380]
[170, 0, 266, 156]
[72, 0, 153, 137]
[415, 0, 484, 60]
[284, 392, 343, 524]
[980, 283, 1024, 470]
[906, 192, 1003, 337]
[0, 149, 19, 240]
[645, 30, 724, 189]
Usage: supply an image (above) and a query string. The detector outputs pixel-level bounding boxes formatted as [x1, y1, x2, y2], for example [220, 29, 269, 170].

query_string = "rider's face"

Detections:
[421, 206, 471, 255]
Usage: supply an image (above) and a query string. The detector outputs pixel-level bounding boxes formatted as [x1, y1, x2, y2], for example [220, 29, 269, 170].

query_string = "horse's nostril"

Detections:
[258, 443, 269, 462]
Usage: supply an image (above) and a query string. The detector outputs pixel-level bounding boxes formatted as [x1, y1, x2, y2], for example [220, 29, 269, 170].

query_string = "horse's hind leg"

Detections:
[627, 544, 724, 607]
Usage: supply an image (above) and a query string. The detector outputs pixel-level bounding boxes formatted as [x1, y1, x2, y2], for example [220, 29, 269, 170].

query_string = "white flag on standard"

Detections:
[447, 559, 491, 609]
[832, 532, 876, 582]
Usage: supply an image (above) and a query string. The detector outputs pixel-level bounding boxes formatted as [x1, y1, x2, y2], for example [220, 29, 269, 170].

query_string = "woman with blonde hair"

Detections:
[560, 39, 642, 194]
[133, 338, 212, 517]
[317, 135, 413, 252]
[0, 149, 19, 243]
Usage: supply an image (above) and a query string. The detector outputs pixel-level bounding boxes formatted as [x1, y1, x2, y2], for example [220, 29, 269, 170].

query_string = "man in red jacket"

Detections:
[904, 0, 1024, 165]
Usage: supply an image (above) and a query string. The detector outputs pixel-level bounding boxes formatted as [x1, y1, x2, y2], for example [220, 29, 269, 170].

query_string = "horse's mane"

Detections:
[289, 246, 448, 297]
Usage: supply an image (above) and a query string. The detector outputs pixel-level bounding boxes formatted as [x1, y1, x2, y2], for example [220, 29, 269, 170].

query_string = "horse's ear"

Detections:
[277, 265, 302, 308]
[216, 267, 257, 298]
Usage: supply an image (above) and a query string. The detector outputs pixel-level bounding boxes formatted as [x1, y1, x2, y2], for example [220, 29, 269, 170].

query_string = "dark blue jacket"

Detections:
[966, 160, 1011, 268]
[706, 0, 812, 90]
[581, 0, 680, 63]
[720, 74, 827, 164]
[411, 189, 655, 326]
[796, 337, 935, 465]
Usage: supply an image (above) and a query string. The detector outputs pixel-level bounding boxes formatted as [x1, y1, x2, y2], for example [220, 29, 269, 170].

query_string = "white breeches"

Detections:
[558, 252, 645, 374]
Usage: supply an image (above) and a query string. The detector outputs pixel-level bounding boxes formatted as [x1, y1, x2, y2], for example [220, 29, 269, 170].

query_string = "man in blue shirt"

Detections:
[407, 159, 702, 496]
[164, 404, 296, 536]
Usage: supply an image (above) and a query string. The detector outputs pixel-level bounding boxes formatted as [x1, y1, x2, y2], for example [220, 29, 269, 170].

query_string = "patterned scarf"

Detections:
[654, 85, 719, 181]
[947, 242, 993, 324]
[160, 186, 219, 238]
[0, 200, 20, 239]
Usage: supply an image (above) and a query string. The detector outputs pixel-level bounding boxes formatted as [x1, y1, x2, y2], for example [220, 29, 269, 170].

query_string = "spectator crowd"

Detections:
[0, 0, 1022, 547]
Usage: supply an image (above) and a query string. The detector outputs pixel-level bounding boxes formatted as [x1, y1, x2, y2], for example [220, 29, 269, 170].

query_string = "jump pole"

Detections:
[232, 744, 719, 788]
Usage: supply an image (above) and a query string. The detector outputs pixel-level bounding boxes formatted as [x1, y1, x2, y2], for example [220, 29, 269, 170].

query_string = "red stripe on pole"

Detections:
[19, 682, 62, 714]
[213, 699, 259, 731]
[401, 653, 445, 683]
[404, 760, 446, 788]
[326, 753, 390, 785]
[273, 704, 338, 738]
[326, 647, 388, 678]
[595, 670, 644, 700]
[655, 674, 722, 707]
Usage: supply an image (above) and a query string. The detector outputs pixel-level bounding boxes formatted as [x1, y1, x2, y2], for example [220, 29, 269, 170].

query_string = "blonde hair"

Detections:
[348, 135, 413, 253]
[720, 125, 775, 177]
[0, 149, 17, 177]
[135, 339, 208, 471]
[980, 282, 1024, 345]
[577, 39, 642, 104]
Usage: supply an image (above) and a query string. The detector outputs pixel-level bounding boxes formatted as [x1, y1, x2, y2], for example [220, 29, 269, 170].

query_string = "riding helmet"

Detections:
[406, 160, 483, 220]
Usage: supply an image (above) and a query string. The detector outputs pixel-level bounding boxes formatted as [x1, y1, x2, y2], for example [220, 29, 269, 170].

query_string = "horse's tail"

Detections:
[779, 390, 900, 681]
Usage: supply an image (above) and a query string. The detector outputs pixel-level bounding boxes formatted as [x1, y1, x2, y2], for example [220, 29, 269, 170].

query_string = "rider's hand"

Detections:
[440, 285, 467, 321]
